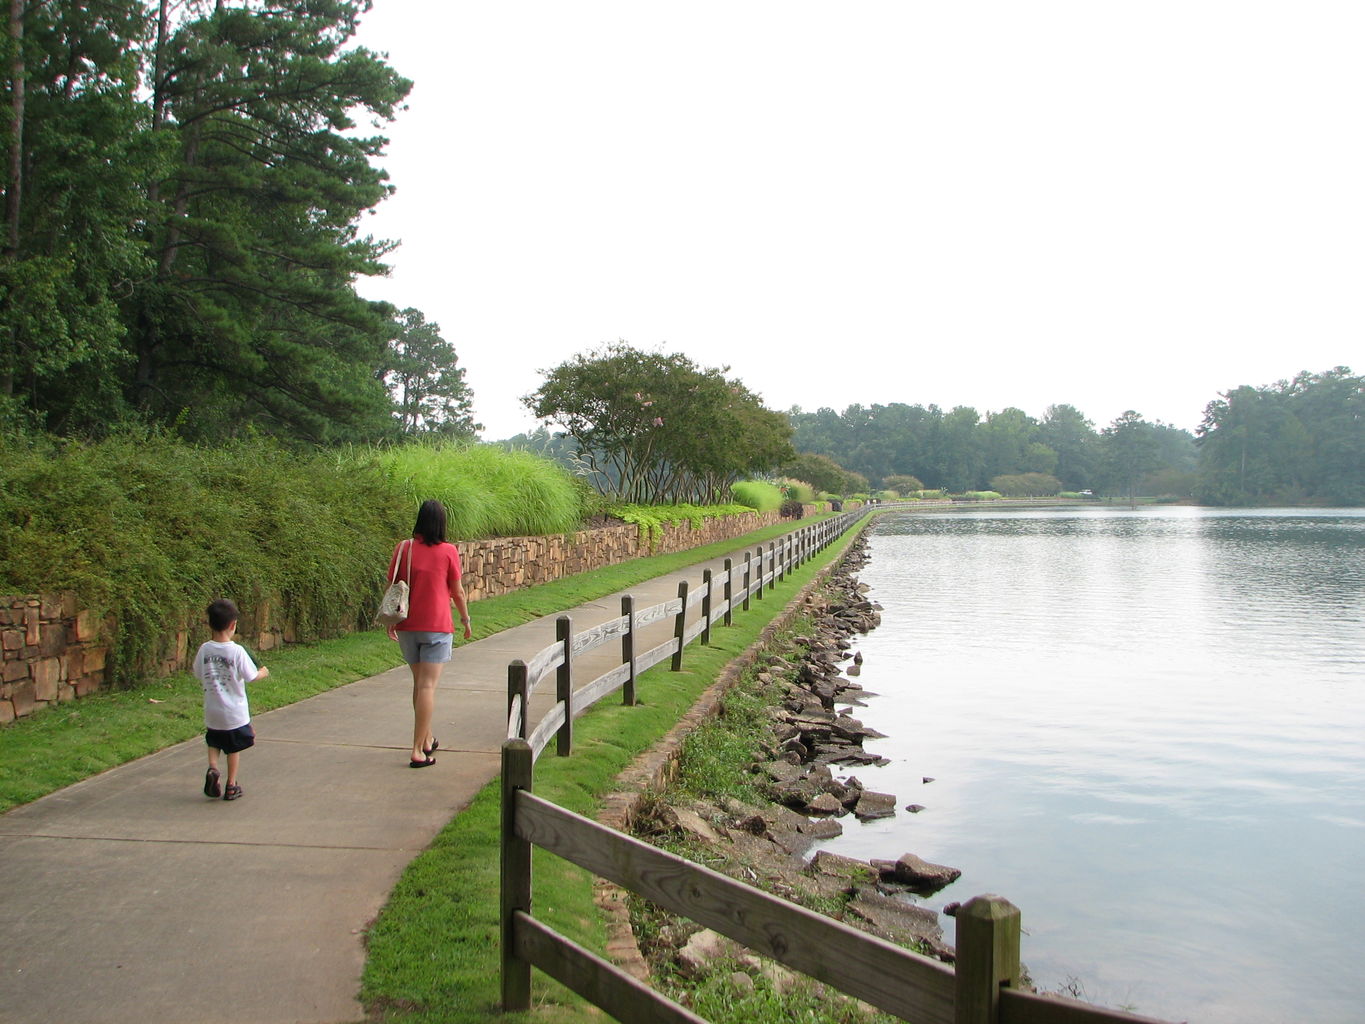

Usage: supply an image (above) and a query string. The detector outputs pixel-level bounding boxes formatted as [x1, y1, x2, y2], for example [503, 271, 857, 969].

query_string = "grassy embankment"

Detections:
[624, 609, 901, 1024]
[359, 518, 869, 1024]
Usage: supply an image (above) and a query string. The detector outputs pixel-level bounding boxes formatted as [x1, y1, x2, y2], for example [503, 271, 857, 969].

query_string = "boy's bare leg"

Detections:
[207, 747, 220, 772]
[225, 751, 241, 786]
[410, 661, 444, 761]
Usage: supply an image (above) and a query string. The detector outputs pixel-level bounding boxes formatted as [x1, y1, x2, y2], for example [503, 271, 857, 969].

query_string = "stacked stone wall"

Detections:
[1, 505, 815, 721]
[459, 508, 787, 600]
[1, 594, 112, 723]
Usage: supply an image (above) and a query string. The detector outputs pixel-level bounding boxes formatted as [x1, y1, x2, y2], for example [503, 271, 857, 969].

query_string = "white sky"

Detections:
[351, 1, 1363, 442]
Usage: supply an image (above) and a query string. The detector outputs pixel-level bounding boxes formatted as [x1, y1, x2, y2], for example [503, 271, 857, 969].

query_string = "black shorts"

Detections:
[205, 723, 256, 754]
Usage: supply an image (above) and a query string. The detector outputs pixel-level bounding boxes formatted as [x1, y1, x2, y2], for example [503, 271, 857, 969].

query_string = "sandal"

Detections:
[222, 782, 243, 801]
[204, 767, 221, 798]
[423, 737, 439, 757]
[409, 756, 437, 769]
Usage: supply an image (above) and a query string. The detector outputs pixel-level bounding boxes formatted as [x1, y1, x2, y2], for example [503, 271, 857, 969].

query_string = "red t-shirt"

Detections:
[387, 539, 463, 633]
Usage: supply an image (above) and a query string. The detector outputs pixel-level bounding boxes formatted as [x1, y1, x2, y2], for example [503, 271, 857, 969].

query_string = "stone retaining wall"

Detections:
[1, 505, 826, 722]
[1, 595, 112, 724]
[459, 508, 785, 600]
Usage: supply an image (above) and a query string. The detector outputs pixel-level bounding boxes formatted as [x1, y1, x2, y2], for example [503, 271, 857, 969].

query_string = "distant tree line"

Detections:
[1, 0, 475, 443]
[789, 402, 1197, 499]
[1196, 367, 1362, 505]
[788, 367, 1362, 505]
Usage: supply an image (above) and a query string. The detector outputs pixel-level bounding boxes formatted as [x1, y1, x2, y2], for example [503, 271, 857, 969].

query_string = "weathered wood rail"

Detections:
[504, 508, 864, 757]
[500, 508, 1175, 1024]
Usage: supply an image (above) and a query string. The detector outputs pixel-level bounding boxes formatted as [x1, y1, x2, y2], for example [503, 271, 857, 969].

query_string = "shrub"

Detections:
[776, 478, 816, 503]
[955, 490, 1003, 501]
[0, 430, 401, 684]
[989, 472, 1062, 497]
[779, 498, 805, 519]
[731, 480, 784, 513]
[607, 502, 757, 548]
[375, 440, 585, 538]
[883, 474, 925, 496]
[0, 432, 585, 686]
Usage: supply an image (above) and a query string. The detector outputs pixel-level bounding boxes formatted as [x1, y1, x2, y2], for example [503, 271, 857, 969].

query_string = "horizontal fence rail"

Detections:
[510, 776, 955, 1022]
[504, 509, 865, 757]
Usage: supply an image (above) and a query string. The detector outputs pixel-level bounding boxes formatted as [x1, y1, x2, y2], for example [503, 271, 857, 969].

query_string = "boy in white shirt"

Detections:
[193, 599, 269, 801]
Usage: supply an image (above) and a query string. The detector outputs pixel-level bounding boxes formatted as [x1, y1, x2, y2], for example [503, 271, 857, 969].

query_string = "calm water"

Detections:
[814, 506, 1365, 1023]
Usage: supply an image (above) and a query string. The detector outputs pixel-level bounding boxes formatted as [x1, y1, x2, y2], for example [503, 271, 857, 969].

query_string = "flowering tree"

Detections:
[523, 342, 793, 503]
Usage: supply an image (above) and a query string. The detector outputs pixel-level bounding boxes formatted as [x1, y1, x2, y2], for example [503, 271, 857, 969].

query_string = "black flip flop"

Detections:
[423, 738, 439, 757]
[409, 756, 436, 768]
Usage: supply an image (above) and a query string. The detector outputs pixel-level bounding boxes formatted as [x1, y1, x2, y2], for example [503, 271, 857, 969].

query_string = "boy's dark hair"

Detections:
[207, 599, 239, 632]
[414, 499, 447, 545]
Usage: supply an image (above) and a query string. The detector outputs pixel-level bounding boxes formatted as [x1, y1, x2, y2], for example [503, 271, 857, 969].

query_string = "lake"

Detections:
[813, 505, 1365, 1023]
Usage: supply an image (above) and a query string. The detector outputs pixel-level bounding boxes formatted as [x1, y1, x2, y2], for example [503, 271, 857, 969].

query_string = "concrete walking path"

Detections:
[0, 535, 803, 1024]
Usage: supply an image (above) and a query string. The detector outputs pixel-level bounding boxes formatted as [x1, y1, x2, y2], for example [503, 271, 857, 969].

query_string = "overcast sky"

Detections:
[351, 1, 1362, 442]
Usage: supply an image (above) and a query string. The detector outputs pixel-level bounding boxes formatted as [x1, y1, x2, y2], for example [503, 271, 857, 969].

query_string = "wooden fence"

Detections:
[499, 510, 1174, 1024]
[503, 508, 865, 758]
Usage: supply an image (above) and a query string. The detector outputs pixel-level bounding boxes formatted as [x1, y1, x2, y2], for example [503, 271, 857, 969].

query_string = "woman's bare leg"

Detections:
[411, 661, 444, 761]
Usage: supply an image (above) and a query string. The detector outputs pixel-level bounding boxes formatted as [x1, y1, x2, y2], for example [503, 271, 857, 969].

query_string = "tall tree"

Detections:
[525, 342, 792, 504]
[1198, 367, 1362, 505]
[125, 0, 411, 440]
[1099, 411, 1161, 502]
[1039, 404, 1098, 490]
[0, 0, 151, 424]
[386, 308, 478, 437]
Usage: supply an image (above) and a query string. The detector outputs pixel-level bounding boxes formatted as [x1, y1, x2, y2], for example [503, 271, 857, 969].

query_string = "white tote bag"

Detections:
[375, 540, 413, 627]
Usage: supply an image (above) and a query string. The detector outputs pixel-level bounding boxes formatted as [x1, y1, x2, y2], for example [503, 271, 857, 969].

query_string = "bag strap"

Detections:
[390, 539, 413, 585]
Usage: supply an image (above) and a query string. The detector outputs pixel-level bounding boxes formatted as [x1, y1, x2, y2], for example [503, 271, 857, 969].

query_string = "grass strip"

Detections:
[0, 515, 836, 814]
[359, 519, 867, 1023]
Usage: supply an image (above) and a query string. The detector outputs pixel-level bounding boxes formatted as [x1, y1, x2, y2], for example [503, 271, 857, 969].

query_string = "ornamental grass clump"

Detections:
[777, 478, 816, 503]
[374, 439, 586, 538]
[730, 479, 783, 512]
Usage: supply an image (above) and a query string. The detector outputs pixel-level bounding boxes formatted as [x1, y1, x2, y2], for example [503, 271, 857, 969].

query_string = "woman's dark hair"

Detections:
[413, 499, 447, 545]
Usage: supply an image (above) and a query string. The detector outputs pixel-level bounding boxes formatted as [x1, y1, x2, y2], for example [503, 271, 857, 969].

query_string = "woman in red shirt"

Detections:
[386, 499, 472, 767]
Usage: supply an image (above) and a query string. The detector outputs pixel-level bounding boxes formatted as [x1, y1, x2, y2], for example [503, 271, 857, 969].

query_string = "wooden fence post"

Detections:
[700, 569, 712, 645]
[954, 894, 1021, 1024]
[555, 615, 573, 757]
[742, 551, 752, 611]
[507, 660, 529, 739]
[671, 580, 688, 671]
[620, 595, 636, 706]
[777, 536, 786, 584]
[766, 542, 776, 593]
[501, 739, 533, 1011]
[722, 558, 733, 626]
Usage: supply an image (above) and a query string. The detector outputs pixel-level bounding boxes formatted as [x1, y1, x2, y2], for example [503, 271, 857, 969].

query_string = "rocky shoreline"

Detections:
[631, 534, 966, 983]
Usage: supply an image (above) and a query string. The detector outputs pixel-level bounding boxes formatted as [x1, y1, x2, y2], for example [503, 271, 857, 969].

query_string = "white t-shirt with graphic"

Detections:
[193, 640, 257, 731]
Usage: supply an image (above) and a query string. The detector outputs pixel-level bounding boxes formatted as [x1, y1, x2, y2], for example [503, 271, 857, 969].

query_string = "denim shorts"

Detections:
[397, 631, 453, 664]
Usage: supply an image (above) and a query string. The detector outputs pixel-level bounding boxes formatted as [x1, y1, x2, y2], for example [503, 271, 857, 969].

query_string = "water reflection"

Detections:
[814, 507, 1365, 1023]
